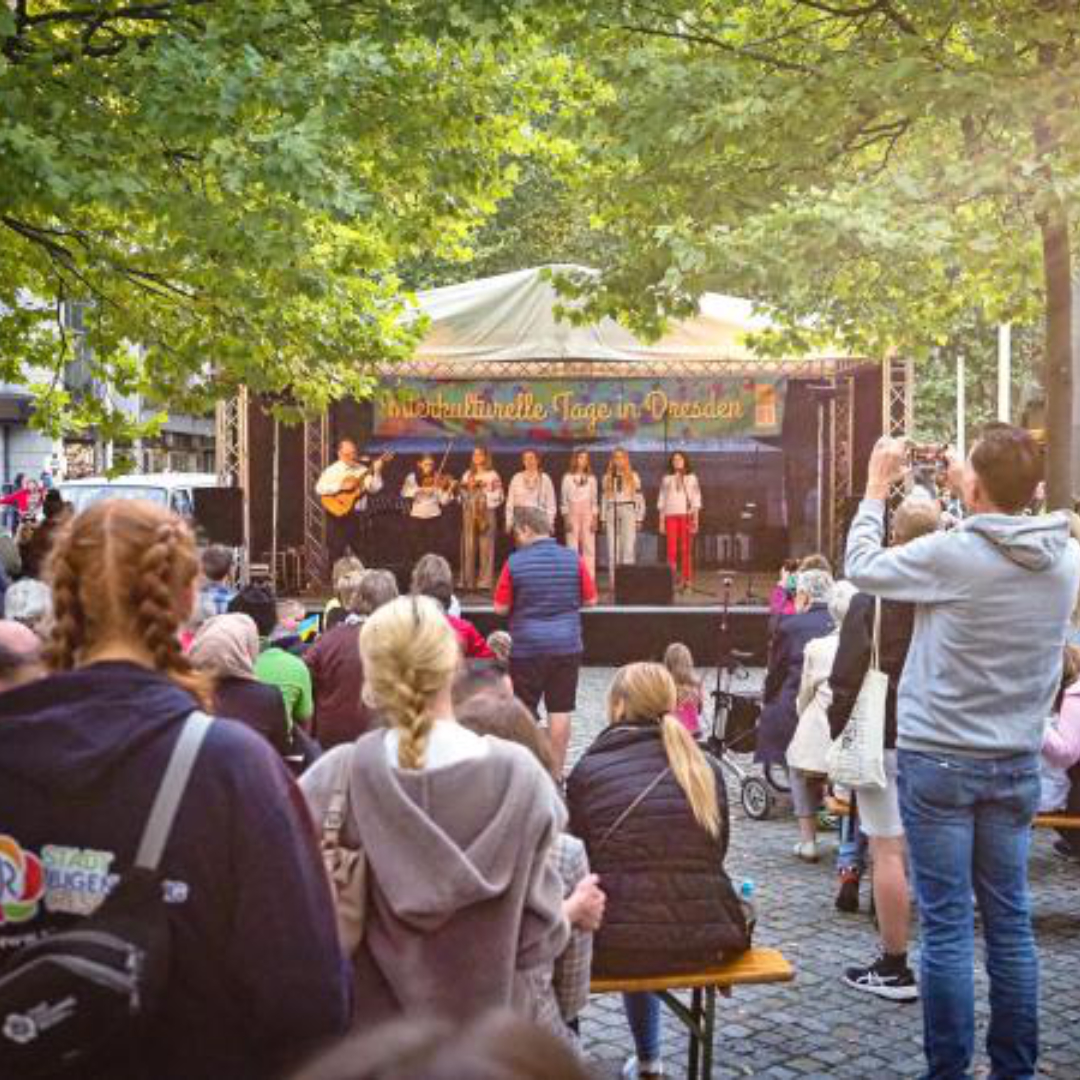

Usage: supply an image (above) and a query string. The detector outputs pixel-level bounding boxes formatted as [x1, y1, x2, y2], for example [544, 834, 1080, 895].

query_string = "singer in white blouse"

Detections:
[560, 448, 599, 580]
[505, 449, 557, 534]
[657, 451, 703, 589]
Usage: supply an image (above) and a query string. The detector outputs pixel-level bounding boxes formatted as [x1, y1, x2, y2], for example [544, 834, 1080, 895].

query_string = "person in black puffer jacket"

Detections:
[567, 662, 748, 1080]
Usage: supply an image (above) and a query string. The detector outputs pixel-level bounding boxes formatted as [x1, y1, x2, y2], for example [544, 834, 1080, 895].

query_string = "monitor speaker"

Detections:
[193, 487, 245, 547]
[614, 564, 674, 606]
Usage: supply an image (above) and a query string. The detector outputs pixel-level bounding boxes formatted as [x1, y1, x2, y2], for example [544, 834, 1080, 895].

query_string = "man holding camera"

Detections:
[846, 423, 1079, 1080]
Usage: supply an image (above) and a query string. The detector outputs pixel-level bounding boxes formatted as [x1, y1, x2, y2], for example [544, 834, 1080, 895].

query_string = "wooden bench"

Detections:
[828, 795, 1080, 831]
[590, 947, 794, 1080]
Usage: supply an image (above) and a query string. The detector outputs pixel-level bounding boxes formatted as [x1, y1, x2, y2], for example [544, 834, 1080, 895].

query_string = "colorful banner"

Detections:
[373, 377, 786, 442]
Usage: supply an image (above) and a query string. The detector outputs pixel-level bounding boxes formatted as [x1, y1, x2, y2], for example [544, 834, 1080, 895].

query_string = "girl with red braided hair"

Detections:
[0, 499, 351, 1079]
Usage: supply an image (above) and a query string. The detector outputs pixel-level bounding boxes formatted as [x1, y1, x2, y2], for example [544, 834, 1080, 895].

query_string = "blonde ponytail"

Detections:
[608, 662, 720, 839]
[359, 595, 460, 770]
[660, 713, 720, 838]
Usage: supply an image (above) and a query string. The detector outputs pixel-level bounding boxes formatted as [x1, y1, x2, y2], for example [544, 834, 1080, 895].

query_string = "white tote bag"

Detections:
[826, 597, 887, 790]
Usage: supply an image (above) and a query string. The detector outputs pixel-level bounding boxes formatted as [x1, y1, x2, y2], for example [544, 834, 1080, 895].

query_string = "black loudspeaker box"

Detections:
[193, 487, 245, 547]
[614, 564, 674, 606]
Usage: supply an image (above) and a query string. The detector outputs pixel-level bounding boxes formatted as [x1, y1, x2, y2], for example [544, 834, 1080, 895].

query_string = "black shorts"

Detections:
[510, 653, 582, 716]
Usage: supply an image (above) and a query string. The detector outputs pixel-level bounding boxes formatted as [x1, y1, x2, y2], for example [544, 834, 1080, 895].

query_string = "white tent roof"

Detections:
[408, 265, 845, 365]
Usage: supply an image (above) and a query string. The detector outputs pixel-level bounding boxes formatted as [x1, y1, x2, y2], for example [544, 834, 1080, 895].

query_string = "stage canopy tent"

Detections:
[403, 264, 839, 366]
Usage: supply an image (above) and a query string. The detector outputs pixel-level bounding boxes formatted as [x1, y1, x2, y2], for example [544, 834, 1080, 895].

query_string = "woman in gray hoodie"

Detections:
[300, 595, 568, 1030]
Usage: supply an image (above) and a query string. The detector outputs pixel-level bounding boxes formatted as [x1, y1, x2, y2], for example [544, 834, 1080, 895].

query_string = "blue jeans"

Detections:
[898, 749, 1041, 1080]
[622, 992, 661, 1064]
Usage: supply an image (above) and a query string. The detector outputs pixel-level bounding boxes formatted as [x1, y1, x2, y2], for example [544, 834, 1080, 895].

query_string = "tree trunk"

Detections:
[1040, 202, 1074, 509]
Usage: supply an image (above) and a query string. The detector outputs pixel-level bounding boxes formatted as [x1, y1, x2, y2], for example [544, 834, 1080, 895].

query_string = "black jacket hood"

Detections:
[0, 661, 197, 795]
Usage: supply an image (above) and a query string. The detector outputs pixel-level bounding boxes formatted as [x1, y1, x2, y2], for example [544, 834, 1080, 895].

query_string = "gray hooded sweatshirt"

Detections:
[845, 498, 1080, 758]
[300, 730, 569, 1029]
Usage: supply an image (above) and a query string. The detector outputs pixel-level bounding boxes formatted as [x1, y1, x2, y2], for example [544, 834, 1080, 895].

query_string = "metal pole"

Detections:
[271, 417, 280, 592]
[997, 324, 1012, 422]
[816, 400, 824, 554]
[956, 354, 967, 461]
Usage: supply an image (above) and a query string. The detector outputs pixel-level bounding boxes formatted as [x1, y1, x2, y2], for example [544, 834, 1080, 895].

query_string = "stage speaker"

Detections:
[193, 487, 245, 547]
[615, 564, 674, 606]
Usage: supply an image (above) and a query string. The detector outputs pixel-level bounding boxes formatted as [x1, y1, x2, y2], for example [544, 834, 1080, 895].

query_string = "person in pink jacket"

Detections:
[1040, 646, 1080, 863]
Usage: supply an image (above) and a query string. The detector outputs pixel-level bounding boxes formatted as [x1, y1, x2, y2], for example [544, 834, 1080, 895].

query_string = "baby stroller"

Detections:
[705, 649, 791, 821]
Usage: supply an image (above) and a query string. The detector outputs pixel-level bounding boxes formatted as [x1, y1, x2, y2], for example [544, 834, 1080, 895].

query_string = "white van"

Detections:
[57, 472, 220, 521]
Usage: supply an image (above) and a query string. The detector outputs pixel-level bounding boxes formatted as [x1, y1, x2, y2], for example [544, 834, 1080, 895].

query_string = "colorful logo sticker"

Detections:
[0, 836, 45, 925]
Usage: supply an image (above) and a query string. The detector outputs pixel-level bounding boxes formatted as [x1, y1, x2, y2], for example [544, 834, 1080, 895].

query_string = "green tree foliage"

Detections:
[563, 1, 1080, 503]
[0, 0, 588, 440]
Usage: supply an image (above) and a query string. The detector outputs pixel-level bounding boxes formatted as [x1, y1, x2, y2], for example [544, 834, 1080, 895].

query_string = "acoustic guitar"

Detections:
[320, 452, 394, 518]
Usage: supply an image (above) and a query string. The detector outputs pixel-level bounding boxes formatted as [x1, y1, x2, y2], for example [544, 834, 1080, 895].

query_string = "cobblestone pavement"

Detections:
[566, 668, 1080, 1080]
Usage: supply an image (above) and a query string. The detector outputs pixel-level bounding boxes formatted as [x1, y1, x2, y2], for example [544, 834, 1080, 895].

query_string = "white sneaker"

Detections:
[622, 1056, 664, 1079]
[792, 840, 819, 863]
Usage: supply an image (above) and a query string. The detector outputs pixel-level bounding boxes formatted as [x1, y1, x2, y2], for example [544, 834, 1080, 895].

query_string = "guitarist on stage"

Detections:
[316, 439, 385, 567]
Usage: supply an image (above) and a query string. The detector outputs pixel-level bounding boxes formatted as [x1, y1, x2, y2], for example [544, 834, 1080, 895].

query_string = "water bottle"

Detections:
[740, 879, 757, 940]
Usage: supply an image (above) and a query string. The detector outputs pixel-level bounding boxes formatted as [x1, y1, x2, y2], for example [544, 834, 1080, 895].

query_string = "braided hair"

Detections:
[45, 499, 212, 708]
[359, 595, 460, 770]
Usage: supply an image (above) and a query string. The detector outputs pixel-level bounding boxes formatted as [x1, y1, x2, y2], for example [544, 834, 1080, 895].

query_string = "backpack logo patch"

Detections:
[0, 836, 45, 925]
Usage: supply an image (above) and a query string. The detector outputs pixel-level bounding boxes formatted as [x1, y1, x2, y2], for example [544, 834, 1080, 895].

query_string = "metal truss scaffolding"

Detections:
[214, 389, 251, 577]
[303, 412, 330, 590]
[829, 372, 856, 566]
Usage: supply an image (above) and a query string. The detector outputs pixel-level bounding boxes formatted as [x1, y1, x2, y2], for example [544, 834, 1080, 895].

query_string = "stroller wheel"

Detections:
[741, 777, 773, 821]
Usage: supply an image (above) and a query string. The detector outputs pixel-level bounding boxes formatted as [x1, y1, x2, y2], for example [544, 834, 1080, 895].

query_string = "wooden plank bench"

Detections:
[590, 947, 794, 1080]
[827, 795, 1080, 831]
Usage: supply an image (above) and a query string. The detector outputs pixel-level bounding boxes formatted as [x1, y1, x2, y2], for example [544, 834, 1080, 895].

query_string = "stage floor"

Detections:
[457, 568, 776, 609]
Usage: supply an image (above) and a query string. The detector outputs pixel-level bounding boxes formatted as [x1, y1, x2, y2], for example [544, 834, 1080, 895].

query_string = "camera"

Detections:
[906, 443, 949, 502]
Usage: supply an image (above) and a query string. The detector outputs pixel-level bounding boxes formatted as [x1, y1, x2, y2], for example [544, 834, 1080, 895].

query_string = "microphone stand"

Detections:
[708, 574, 736, 755]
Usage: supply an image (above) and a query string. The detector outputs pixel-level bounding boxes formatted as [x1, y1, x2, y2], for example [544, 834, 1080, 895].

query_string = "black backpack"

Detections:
[0, 712, 212, 1078]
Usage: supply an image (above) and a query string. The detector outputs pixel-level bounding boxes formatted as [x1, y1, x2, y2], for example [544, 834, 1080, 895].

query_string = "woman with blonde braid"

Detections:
[300, 594, 569, 1031]
[568, 663, 749, 1080]
[0, 500, 349, 1080]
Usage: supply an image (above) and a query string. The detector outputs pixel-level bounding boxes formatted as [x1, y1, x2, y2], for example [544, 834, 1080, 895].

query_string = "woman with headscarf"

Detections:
[190, 612, 290, 756]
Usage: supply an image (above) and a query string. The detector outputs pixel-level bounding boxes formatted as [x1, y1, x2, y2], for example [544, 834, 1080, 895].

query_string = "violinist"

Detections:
[459, 446, 503, 592]
[402, 454, 454, 563]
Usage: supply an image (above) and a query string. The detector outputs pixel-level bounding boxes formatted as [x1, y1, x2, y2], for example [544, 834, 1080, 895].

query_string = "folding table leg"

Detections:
[688, 987, 702, 1079]
[702, 986, 717, 1078]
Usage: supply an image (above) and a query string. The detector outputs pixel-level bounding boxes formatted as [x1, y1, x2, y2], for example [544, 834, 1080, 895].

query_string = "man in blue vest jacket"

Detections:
[494, 504, 598, 775]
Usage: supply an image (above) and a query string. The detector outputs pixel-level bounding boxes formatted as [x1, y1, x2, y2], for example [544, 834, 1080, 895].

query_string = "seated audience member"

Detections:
[290, 1011, 591, 1080]
[190, 612, 291, 756]
[663, 641, 704, 735]
[568, 663, 749, 1080]
[798, 552, 833, 575]
[452, 658, 514, 709]
[756, 569, 835, 800]
[0, 499, 349, 1079]
[786, 580, 857, 861]
[256, 600, 316, 731]
[228, 581, 277, 639]
[199, 543, 236, 615]
[1040, 645, 1080, 859]
[411, 552, 494, 658]
[0, 618, 45, 692]
[325, 555, 366, 631]
[305, 568, 398, 748]
[4, 576, 52, 637]
[300, 596, 568, 1032]
[488, 628, 513, 665]
[457, 692, 605, 1039]
[828, 496, 941, 996]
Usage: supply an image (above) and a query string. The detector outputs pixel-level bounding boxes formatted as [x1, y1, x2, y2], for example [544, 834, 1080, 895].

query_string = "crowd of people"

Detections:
[0, 421, 1077, 1080]
[757, 423, 1080, 1079]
